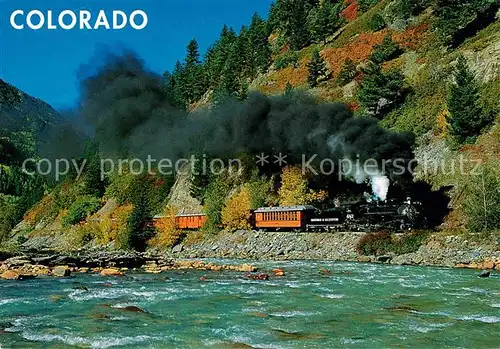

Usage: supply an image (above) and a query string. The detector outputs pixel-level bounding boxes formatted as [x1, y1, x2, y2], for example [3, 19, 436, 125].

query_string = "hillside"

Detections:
[1, 0, 499, 261]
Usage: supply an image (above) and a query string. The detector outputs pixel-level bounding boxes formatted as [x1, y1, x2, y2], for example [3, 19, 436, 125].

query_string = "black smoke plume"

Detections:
[77, 51, 415, 185]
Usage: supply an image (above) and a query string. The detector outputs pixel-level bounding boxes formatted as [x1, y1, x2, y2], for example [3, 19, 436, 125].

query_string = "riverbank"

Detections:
[0, 250, 259, 280]
[162, 230, 500, 270]
[2, 230, 498, 280]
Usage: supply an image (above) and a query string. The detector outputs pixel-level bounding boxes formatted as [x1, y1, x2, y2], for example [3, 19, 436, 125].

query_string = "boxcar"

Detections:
[254, 205, 316, 230]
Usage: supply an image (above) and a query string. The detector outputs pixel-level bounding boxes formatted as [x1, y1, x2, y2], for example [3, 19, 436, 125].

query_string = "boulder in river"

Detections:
[100, 268, 125, 277]
[273, 268, 285, 277]
[52, 266, 71, 277]
[247, 273, 270, 281]
[1, 270, 37, 280]
[479, 270, 490, 278]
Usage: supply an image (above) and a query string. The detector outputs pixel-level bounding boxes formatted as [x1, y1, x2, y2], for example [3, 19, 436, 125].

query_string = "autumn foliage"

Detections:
[222, 186, 252, 231]
[342, 0, 359, 22]
[322, 24, 429, 81]
[96, 204, 133, 248]
[278, 166, 327, 206]
[149, 206, 183, 248]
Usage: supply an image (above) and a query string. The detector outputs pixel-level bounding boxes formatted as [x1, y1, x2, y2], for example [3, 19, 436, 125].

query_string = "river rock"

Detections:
[172, 244, 184, 253]
[1, 270, 36, 280]
[239, 264, 257, 272]
[273, 268, 285, 277]
[52, 266, 71, 277]
[377, 255, 393, 263]
[4, 256, 32, 267]
[479, 270, 490, 278]
[247, 273, 270, 281]
[100, 268, 125, 276]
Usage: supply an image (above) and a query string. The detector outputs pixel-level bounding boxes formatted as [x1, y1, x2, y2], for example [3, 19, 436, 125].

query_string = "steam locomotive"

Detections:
[159, 197, 425, 232]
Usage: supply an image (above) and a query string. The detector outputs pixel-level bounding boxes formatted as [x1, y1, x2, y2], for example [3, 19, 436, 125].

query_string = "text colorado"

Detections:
[10, 10, 148, 30]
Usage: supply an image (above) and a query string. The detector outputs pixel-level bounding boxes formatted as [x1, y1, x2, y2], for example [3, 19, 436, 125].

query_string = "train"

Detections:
[155, 197, 425, 232]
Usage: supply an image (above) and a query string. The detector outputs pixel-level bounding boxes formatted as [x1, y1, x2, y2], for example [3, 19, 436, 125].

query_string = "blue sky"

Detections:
[0, 0, 273, 109]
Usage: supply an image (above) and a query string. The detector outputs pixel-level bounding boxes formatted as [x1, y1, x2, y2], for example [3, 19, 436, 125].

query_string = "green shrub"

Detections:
[369, 13, 386, 31]
[358, 0, 381, 13]
[357, 231, 392, 255]
[369, 35, 402, 64]
[63, 196, 102, 226]
[337, 59, 358, 86]
[392, 230, 431, 254]
[274, 51, 300, 70]
[357, 230, 431, 255]
[203, 173, 232, 234]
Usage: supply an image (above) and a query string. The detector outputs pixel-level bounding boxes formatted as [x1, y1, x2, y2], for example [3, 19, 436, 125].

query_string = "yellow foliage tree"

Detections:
[221, 186, 252, 231]
[148, 206, 183, 248]
[278, 166, 327, 206]
[436, 107, 450, 138]
[97, 204, 133, 249]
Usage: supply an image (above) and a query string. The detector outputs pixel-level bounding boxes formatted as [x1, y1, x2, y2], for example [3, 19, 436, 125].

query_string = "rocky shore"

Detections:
[1, 231, 498, 280]
[0, 250, 258, 280]
[163, 230, 500, 270]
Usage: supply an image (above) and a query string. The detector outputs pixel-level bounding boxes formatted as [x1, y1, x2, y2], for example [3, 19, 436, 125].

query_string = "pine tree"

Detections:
[83, 142, 105, 197]
[247, 13, 271, 76]
[127, 190, 152, 251]
[307, 1, 343, 44]
[182, 39, 206, 103]
[434, 0, 497, 43]
[447, 55, 492, 144]
[285, 82, 294, 95]
[337, 58, 358, 85]
[369, 35, 402, 64]
[358, 0, 380, 13]
[307, 49, 329, 87]
[204, 26, 237, 90]
[272, 0, 312, 50]
[357, 62, 405, 118]
[289, 0, 311, 50]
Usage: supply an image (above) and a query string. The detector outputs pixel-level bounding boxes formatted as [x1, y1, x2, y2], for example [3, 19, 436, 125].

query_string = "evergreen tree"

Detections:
[191, 153, 211, 203]
[182, 39, 206, 104]
[289, 0, 311, 50]
[247, 13, 272, 76]
[369, 35, 402, 64]
[272, 0, 312, 50]
[447, 55, 492, 144]
[285, 82, 294, 95]
[337, 58, 358, 85]
[83, 142, 105, 197]
[203, 26, 237, 90]
[127, 189, 153, 251]
[307, 49, 329, 87]
[163, 61, 187, 108]
[358, 0, 380, 13]
[307, 1, 344, 44]
[434, 0, 497, 43]
[357, 62, 405, 117]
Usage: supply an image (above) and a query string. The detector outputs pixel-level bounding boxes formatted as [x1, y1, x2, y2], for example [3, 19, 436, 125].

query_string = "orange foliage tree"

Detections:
[278, 166, 327, 206]
[149, 206, 183, 248]
[221, 186, 252, 231]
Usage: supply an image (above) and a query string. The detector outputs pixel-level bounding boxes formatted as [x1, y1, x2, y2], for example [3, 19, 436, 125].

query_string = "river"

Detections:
[0, 260, 499, 348]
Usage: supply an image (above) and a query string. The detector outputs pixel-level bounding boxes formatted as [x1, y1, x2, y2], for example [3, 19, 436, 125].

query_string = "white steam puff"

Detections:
[371, 175, 390, 201]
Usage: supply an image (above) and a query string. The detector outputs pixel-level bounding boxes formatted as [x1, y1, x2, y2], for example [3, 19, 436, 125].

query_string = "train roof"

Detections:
[153, 213, 206, 219]
[254, 205, 316, 213]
